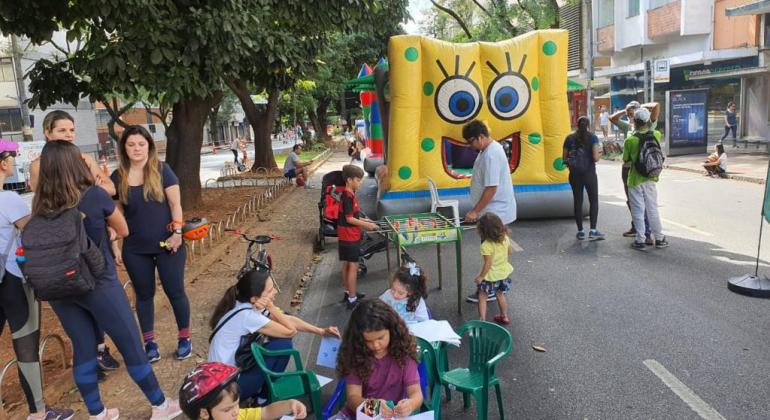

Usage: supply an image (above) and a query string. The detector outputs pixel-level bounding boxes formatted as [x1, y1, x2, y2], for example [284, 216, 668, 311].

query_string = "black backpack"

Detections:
[635, 132, 664, 178]
[565, 136, 592, 174]
[20, 207, 106, 301]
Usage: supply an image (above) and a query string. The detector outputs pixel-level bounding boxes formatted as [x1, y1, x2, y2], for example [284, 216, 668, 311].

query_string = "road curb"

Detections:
[664, 164, 765, 185]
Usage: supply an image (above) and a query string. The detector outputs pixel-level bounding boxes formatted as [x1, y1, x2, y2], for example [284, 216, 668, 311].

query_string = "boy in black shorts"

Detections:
[338, 165, 378, 309]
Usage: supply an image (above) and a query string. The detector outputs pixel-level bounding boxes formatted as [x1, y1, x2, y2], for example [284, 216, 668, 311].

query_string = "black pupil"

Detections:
[500, 94, 512, 107]
[457, 98, 469, 112]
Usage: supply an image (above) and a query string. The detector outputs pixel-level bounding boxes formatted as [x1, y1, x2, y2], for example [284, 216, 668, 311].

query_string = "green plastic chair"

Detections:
[438, 320, 512, 420]
[416, 337, 442, 420]
[250, 342, 322, 416]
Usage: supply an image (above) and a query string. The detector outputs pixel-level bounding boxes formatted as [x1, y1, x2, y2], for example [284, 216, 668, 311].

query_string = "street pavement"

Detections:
[292, 155, 770, 419]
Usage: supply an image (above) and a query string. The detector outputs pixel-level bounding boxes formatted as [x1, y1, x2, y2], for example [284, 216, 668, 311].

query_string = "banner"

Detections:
[668, 89, 709, 151]
[654, 59, 670, 83]
[763, 163, 770, 223]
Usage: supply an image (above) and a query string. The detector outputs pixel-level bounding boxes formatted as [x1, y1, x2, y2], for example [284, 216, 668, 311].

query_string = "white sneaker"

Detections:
[150, 398, 182, 420]
[89, 408, 119, 420]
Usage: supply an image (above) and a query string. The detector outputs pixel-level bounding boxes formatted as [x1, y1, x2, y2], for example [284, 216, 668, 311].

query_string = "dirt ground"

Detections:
[2, 168, 325, 418]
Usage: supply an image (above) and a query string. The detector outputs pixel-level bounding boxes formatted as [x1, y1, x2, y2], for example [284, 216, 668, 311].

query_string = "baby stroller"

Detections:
[315, 170, 387, 276]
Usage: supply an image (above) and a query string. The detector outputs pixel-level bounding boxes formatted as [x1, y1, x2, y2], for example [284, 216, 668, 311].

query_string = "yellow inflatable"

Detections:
[386, 30, 570, 193]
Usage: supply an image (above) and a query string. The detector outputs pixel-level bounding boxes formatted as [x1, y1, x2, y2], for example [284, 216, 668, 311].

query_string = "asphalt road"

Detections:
[295, 158, 770, 420]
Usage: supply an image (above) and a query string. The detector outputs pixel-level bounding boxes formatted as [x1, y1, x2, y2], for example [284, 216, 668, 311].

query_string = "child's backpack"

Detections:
[322, 185, 346, 221]
[20, 207, 106, 301]
[565, 137, 592, 174]
[635, 131, 664, 178]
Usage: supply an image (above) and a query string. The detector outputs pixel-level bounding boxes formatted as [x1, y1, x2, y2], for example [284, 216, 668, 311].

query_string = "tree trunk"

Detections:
[227, 78, 280, 170]
[209, 105, 220, 146]
[165, 94, 222, 209]
[310, 97, 332, 142]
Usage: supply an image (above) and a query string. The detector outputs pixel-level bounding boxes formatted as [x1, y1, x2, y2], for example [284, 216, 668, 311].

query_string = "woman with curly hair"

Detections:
[332, 299, 423, 419]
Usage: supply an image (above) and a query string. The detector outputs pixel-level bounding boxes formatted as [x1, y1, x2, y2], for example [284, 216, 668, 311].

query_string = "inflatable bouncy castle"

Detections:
[378, 30, 576, 219]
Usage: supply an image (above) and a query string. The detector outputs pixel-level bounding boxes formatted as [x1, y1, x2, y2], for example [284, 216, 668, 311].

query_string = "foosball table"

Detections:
[379, 212, 465, 313]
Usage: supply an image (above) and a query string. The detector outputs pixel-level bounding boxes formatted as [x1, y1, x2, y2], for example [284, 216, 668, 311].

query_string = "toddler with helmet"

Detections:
[180, 362, 306, 420]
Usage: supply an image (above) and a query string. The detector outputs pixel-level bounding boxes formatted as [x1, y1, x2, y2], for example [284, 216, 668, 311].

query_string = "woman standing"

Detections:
[110, 126, 191, 362]
[563, 116, 604, 241]
[34, 140, 180, 419]
[720, 101, 738, 147]
[0, 140, 75, 420]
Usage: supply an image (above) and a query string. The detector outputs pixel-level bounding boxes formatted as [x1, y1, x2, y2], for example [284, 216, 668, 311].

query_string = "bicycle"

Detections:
[225, 228, 280, 292]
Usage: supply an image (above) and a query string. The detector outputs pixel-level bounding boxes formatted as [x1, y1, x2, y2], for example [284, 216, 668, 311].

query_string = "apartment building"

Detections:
[585, 0, 768, 139]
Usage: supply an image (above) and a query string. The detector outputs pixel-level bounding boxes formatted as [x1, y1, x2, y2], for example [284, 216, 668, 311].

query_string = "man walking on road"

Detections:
[622, 108, 668, 250]
[462, 120, 516, 303]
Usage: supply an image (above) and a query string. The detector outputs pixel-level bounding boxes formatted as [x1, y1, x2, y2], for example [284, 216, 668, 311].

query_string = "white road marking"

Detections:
[661, 218, 713, 237]
[712, 255, 770, 268]
[643, 359, 727, 420]
[601, 200, 628, 207]
[510, 238, 523, 252]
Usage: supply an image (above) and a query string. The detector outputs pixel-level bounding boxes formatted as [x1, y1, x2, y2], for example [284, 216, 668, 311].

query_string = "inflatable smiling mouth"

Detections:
[441, 132, 522, 179]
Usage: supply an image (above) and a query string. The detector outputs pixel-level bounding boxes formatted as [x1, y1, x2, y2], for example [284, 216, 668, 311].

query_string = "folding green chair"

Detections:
[439, 320, 512, 420]
[250, 342, 322, 415]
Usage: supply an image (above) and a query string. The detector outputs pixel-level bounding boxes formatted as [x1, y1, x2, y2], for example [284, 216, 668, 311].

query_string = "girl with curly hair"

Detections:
[475, 213, 514, 325]
[378, 264, 429, 324]
[333, 300, 423, 419]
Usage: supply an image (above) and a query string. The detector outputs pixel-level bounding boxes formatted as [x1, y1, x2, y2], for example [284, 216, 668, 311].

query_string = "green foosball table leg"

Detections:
[437, 243, 443, 290]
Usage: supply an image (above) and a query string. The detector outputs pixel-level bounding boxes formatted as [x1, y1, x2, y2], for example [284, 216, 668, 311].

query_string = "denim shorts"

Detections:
[478, 278, 512, 294]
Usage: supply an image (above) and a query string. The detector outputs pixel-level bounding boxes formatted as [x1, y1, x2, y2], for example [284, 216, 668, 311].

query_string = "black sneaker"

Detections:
[38, 406, 75, 420]
[465, 291, 497, 303]
[340, 292, 365, 303]
[631, 241, 646, 250]
[96, 345, 120, 371]
[655, 237, 669, 249]
[622, 227, 637, 237]
[346, 298, 360, 310]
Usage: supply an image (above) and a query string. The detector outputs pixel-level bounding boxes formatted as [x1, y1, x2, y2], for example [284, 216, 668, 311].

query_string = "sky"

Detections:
[405, 0, 431, 34]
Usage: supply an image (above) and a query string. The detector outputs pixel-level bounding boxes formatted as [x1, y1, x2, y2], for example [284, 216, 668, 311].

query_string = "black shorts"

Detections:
[338, 241, 361, 262]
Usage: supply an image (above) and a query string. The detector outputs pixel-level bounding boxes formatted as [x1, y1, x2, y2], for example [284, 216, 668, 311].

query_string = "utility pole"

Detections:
[585, 0, 594, 124]
[10, 35, 33, 141]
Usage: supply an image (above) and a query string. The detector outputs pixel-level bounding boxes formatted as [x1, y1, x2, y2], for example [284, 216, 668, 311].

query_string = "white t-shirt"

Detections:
[0, 191, 29, 278]
[230, 138, 240, 150]
[283, 152, 299, 173]
[208, 302, 271, 367]
[469, 140, 516, 225]
[717, 153, 727, 171]
[600, 111, 609, 126]
[379, 289, 429, 324]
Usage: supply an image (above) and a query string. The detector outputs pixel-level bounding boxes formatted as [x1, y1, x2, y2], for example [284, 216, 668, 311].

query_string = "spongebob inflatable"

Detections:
[377, 30, 577, 219]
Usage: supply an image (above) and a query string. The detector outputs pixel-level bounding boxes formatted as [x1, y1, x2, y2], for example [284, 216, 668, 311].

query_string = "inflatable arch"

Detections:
[378, 30, 578, 219]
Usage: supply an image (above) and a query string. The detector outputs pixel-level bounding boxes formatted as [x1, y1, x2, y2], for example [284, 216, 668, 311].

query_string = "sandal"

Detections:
[493, 314, 510, 325]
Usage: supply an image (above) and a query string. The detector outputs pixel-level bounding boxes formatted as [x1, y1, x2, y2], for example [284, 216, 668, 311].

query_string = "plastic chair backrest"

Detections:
[251, 344, 278, 389]
[426, 177, 439, 206]
[458, 320, 512, 374]
[416, 337, 439, 396]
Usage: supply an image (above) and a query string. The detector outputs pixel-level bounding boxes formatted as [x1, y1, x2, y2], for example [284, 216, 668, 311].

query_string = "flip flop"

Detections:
[493, 314, 510, 325]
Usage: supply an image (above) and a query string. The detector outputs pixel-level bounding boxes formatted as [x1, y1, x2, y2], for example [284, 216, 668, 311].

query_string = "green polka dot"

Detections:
[398, 166, 412, 180]
[421, 138, 435, 152]
[528, 133, 542, 144]
[553, 157, 566, 171]
[531, 77, 539, 91]
[423, 81, 434, 96]
[405, 47, 419, 62]
[542, 41, 557, 56]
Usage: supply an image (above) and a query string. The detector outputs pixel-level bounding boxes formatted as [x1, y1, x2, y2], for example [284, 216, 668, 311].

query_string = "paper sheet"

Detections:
[316, 373, 333, 388]
[316, 336, 342, 369]
[408, 320, 461, 346]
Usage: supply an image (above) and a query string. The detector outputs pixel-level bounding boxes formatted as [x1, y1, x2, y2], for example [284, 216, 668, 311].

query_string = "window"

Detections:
[0, 58, 14, 82]
[628, 0, 640, 17]
[598, 0, 615, 27]
[649, 0, 675, 9]
[0, 108, 23, 132]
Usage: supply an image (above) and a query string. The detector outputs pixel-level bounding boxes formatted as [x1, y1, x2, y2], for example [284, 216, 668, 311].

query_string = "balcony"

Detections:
[596, 25, 615, 53]
[647, 0, 681, 39]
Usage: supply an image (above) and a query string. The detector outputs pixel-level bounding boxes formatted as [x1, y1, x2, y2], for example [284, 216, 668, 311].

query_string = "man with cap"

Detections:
[610, 101, 660, 240]
[622, 108, 668, 250]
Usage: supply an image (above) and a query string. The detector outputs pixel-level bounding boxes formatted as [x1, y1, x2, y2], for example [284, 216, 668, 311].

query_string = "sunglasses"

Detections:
[0, 151, 17, 160]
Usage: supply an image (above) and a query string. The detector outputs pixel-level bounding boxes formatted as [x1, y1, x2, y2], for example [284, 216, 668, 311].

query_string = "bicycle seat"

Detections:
[252, 235, 272, 244]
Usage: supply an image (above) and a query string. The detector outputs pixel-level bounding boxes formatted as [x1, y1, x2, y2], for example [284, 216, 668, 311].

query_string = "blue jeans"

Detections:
[721, 125, 737, 143]
[628, 182, 663, 243]
[237, 337, 293, 402]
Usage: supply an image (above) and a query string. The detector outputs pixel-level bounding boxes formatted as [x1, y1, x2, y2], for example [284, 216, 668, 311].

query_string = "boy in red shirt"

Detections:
[338, 165, 378, 309]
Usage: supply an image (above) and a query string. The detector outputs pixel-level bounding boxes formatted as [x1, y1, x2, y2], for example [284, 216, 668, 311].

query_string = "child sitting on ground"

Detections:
[330, 299, 423, 419]
[703, 144, 727, 178]
[180, 362, 306, 420]
[475, 213, 514, 325]
[379, 263, 430, 324]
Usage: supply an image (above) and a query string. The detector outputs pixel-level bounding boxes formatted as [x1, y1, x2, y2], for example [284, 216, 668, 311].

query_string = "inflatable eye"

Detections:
[434, 57, 482, 124]
[486, 52, 531, 120]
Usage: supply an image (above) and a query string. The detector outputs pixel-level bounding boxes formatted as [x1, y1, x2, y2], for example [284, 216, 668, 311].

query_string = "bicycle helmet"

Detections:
[183, 217, 210, 241]
[180, 362, 240, 417]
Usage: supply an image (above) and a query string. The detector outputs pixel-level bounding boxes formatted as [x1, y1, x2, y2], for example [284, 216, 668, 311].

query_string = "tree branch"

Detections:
[430, 0, 473, 39]
[515, 0, 539, 29]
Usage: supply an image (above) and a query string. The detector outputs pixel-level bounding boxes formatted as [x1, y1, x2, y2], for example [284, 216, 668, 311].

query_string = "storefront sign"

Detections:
[668, 89, 709, 155]
[654, 59, 670, 83]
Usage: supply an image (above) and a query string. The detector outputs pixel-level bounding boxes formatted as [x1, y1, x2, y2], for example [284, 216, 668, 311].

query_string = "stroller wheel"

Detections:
[357, 261, 368, 277]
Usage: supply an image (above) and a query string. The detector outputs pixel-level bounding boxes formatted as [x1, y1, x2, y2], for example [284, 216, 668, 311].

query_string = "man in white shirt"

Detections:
[283, 144, 313, 182]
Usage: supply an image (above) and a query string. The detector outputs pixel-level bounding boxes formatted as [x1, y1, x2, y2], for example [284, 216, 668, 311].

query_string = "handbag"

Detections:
[210, 307, 268, 371]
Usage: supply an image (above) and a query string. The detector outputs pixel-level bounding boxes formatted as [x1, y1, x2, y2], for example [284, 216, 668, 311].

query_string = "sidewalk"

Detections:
[663, 146, 769, 184]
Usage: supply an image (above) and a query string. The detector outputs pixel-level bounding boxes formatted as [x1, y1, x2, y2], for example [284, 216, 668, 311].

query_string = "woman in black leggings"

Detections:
[0, 141, 74, 419]
[563, 116, 604, 241]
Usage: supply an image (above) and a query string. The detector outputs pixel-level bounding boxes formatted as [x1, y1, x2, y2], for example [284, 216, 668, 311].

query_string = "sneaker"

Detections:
[145, 340, 161, 363]
[631, 241, 646, 250]
[340, 292, 365, 303]
[346, 298, 360, 310]
[576, 230, 586, 240]
[97, 369, 107, 383]
[655, 237, 669, 249]
[645, 235, 654, 246]
[88, 408, 119, 420]
[588, 230, 605, 241]
[29, 406, 75, 420]
[465, 291, 497, 303]
[96, 346, 120, 371]
[175, 338, 192, 360]
[622, 227, 637, 237]
[150, 398, 182, 420]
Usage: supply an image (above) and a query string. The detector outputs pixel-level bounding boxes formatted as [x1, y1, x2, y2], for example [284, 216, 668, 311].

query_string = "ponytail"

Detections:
[209, 269, 272, 329]
[576, 116, 590, 147]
